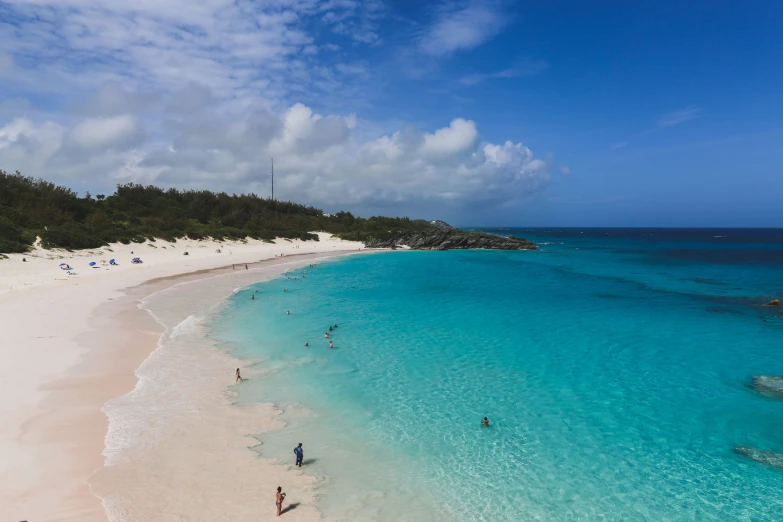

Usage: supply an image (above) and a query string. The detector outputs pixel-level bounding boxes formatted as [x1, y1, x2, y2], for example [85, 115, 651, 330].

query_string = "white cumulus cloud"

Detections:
[421, 118, 478, 156]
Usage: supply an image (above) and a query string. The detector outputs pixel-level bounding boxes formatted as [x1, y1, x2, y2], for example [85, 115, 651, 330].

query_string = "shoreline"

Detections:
[92, 251, 363, 521]
[0, 235, 366, 521]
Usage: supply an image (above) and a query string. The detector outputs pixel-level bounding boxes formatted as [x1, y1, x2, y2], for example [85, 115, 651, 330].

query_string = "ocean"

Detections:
[209, 229, 783, 521]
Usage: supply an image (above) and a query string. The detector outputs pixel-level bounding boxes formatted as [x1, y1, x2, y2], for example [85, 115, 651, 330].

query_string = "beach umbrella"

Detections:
[110, 259, 115, 264]
[89, 261, 96, 266]
[59, 263, 67, 266]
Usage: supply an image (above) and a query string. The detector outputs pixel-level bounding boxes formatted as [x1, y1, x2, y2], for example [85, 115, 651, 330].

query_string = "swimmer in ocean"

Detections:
[481, 417, 490, 427]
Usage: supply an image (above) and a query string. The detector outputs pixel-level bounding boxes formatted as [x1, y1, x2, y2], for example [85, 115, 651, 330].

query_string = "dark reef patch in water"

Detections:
[682, 277, 727, 286]
[735, 446, 783, 470]
[750, 376, 783, 397]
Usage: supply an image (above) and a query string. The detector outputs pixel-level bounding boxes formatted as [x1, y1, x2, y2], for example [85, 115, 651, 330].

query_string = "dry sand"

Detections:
[0, 234, 365, 521]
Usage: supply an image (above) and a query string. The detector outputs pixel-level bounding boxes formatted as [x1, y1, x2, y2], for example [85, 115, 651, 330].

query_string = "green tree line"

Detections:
[0, 170, 434, 253]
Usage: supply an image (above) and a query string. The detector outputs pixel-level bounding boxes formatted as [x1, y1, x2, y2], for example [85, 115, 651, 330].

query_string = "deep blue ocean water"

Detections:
[211, 229, 783, 521]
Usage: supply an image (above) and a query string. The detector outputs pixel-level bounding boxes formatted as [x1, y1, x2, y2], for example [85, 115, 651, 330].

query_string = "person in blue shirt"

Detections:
[294, 443, 304, 467]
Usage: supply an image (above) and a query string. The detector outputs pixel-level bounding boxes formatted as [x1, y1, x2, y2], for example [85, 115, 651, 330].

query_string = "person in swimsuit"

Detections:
[481, 417, 490, 427]
[329, 326, 333, 332]
[276, 486, 284, 516]
[324, 332, 329, 339]
[329, 341, 333, 349]
[251, 294, 254, 300]
[294, 443, 304, 467]
[236, 368, 243, 382]
[305, 343, 309, 347]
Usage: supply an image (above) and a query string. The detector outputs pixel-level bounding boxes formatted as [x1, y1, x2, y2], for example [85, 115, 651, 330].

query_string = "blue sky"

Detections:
[0, 0, 780, 226]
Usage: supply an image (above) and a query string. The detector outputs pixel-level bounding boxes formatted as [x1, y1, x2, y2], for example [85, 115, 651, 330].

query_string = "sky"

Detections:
[0, 0, 781, 226]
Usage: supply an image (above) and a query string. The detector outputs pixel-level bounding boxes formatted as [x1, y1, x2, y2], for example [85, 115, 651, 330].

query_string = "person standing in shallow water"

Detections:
[276, 486, 285, 516]
[481, 417, 490, 427]
[294, 443, 304, 467]
[236, 368, 243, 382]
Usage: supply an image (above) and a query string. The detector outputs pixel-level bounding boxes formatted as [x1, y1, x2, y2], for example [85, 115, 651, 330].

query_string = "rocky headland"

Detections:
[362, 223, 537, 251]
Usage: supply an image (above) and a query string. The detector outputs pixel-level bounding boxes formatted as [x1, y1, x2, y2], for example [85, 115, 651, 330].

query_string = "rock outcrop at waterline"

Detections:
[363, 229, 537, 251]
[751, 376, 783, 396]
[734, 446, 783, 469]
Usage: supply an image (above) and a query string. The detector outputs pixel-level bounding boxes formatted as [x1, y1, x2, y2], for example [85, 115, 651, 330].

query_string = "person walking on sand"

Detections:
[276, 486, 285, 516]
[294, 443, 304, 467]
[236, 368, 243, 382]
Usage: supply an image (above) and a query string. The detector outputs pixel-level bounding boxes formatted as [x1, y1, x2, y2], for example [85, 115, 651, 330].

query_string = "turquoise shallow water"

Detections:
[211, 229, 783, 521]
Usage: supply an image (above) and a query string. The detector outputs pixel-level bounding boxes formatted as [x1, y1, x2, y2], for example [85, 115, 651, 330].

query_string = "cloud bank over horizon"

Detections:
[0, 90, 549, 211]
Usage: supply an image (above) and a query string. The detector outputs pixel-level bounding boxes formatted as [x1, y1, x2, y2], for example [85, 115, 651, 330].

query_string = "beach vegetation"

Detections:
[0, 170, 435, 253]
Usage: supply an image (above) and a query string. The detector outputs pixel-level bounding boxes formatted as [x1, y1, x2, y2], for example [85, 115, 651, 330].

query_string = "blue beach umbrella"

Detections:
[89, 261, 96, 266]
[109, 259, 115, 264]
[59, 263, 67, 266]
